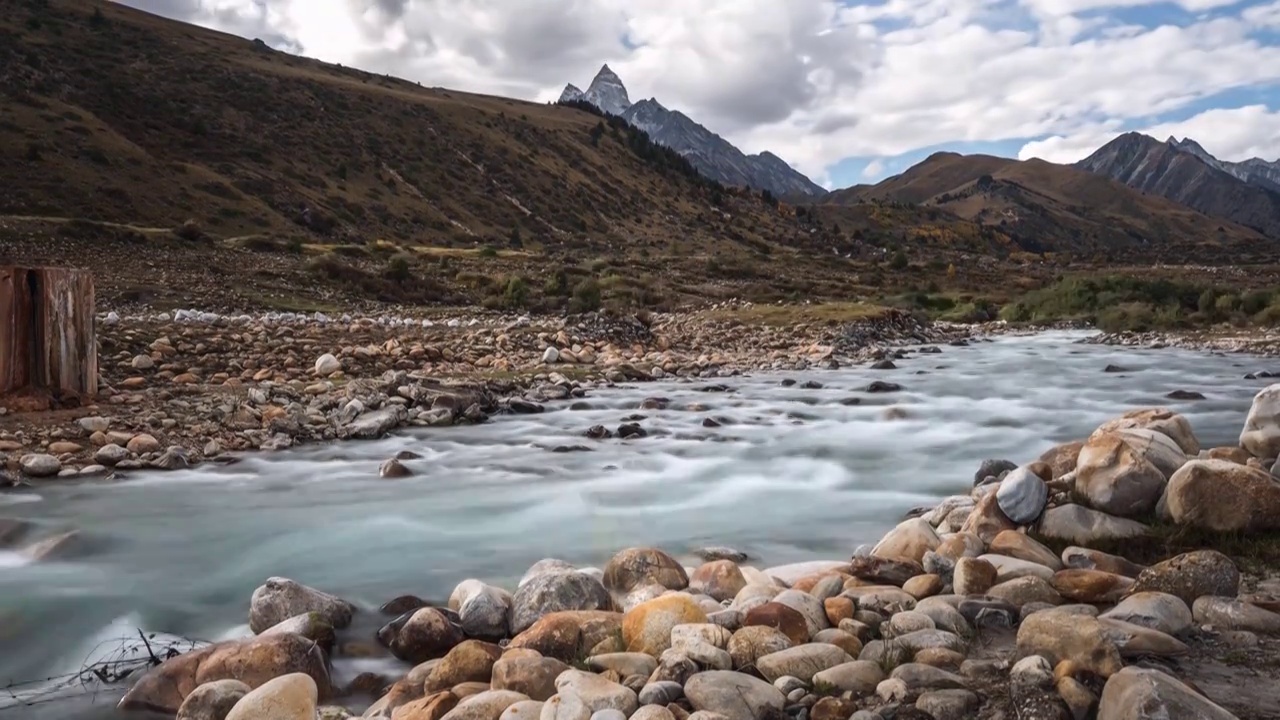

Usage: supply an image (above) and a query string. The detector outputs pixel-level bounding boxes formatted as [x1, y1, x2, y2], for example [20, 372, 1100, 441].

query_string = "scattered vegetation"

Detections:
[999, 276, 1280, 331]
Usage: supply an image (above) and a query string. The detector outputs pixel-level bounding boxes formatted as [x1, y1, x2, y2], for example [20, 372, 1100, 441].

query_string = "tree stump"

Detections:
[0, 266, 97, 407]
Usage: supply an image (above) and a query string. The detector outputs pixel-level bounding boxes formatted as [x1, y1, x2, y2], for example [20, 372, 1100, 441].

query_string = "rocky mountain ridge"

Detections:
[559, 65, 826, 199]
[1076, 133, 1280, 239]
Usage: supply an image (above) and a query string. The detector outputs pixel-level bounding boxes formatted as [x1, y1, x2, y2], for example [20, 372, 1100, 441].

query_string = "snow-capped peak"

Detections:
[558, 83, 584, 103]
[583, 63, 631, 116]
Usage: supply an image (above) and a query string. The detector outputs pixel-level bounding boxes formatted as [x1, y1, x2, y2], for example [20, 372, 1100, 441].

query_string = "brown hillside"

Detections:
[826, 152, 1271, 261]
[0, 0, 1028, 311]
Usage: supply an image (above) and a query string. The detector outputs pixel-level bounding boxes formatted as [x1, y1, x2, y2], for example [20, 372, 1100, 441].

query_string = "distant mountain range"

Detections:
[823, 148, 1268, 258]
[559, 65, 826, 199]
[1076, 133, 1280, 239]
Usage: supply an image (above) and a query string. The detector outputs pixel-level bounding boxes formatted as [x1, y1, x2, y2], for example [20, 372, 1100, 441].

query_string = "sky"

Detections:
[118, 0, 1280, 188]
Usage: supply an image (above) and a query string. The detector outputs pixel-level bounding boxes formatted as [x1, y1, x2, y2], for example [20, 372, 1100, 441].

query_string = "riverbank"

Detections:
[1082, 327, 1280, 358]
[8, 378, 1279, 720]
[0, 305, 985, 482]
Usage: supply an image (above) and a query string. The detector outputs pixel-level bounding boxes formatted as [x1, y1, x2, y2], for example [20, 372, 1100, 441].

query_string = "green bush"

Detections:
[570, 278, 602, 312]
[478, 245, 498, 258]
[1215, 293, 1241, 314]
[503, 276, 529, 308]
[889, 250, 908, 270]
[384, 255, 412, 283]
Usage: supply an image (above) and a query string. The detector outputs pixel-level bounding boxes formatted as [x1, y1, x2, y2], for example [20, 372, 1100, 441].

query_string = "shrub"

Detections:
[385, 255, 412, 283]
[478, 245, 498, 258]
[889, 251, 908, 270]
[173, 219, 205, 242]
[503, 276, 529, 308]
[1215, 293, 1241, 314]
[1097, 302, 1157, 333]
[1197, 288, 1218, 315]
[570, 278, 602, 312]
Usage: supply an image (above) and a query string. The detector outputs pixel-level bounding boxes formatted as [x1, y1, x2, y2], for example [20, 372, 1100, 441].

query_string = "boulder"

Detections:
[1098, 667, 1236, 720]
[742, 602, 809, 646]
[848, 556, 924, 587]
[622, 593, 707, 656]
[491, 654, 569, 702]
[960, 490, 1017, 543]
[756, 644, 853, 683]
[224, 673, 316, 720]
[953, 557, 997, 596]
[1100, 592, 1193, 636]
[996, 467, 1049, 524]
[727, 625, 792, 670]
[602, 548, 688, 599]
[1049, 570, 1133, 603]
[19, 453, 61, 477]
[1240, 383, 1280, 459]
[426, 640, 504, 692]
[175, 679, 251, 720]
[553, 670, 638, 717]
[683, 670, 786, 719]
[507, 611, 621, 664]
[1095, 408, 1200, 456]
[117, 633, 329, 715]
[974, 459, 1017, 485]
[1038, 441, 1084, 480]
[1192, 596, 1280, 633]
[378, 607, 465, 663]
[248, 577, 355, 634]
[771, 589, 830, 637]
[510, 571, 612, 635]
[260, 612, 336, 650]
[315, 353, 342, 375]
[1164, 460, 1280, 531]
[989, 530, 1062, 570]
[1061, 547, 1146, 578]
[1129, 550, 1240, 606]
[688, 561, 747, 602]
[1016, 611, 1123, 678]
[439, 690, 528, 719]
[450, 580, 512, 641]
[902, 574, 944, 599]
[871, 518, 940, 564]
[1037, 504, 1148, 545]
[1074, 431, 1177, 517]
[390, 690, 458, 719]
[498, 700, 543, 719]
[916, 689, 979, 720]
[1096, 618, 1188, 657]
[989, 577, 1063, 607]
[979, 553, 1054, 583]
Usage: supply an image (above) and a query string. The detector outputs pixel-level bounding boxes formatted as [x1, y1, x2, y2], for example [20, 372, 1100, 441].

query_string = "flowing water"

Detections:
[0, 330, 1272, 718]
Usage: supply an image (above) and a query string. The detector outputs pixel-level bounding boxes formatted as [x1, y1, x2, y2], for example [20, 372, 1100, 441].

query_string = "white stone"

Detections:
[314, 353, 342, 376]
[542, 347, 560, 364]
[1241, 383, 1280, 459]
[995, 467, 1047, 524]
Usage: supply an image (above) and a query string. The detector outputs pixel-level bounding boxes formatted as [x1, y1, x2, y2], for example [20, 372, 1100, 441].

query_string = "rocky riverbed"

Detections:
[0, 306, 976, 482]
[11, 396, 1280, 720]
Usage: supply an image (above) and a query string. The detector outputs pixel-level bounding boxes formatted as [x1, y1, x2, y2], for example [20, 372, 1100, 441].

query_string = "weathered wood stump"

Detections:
[0, 266, 97, 408]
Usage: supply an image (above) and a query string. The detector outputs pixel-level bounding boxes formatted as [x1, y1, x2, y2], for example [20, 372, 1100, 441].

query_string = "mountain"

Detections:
[825, 151, 1268, 259]
[1076, 133, 1280, 238]
[0, 0, 857, 311]
[1167, 137, 1280, 193]
[559, 66, 826, 199]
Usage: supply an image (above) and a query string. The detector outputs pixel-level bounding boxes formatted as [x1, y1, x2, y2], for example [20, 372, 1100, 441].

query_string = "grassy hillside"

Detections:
[825, 152, 1271, 263]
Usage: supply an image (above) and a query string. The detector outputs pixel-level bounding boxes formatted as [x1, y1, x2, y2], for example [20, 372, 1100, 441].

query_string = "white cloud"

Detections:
[861, 158, 887, 178]
[118, 0, 1280, 184]
[1244, 0, 1280, 27]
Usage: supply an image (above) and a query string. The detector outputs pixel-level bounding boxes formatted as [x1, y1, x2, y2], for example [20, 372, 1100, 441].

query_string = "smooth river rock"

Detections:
[511, 571, 613, 635]
[1100, 592, 1193, 636]
[1098, 666, 1236, 720]
[683, 670, 786, 719]
[248, 577, 355, 634]
[224, 673, 316, 720]
[755, 644, 853, 683]
[995, 466, 1048, 524]
[1164, 459, 1280, 531]
[1130, 550, 1240, 607]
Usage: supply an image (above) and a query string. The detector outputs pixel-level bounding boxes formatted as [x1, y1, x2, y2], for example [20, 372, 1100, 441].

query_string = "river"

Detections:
[0, 330, 1271, 718]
